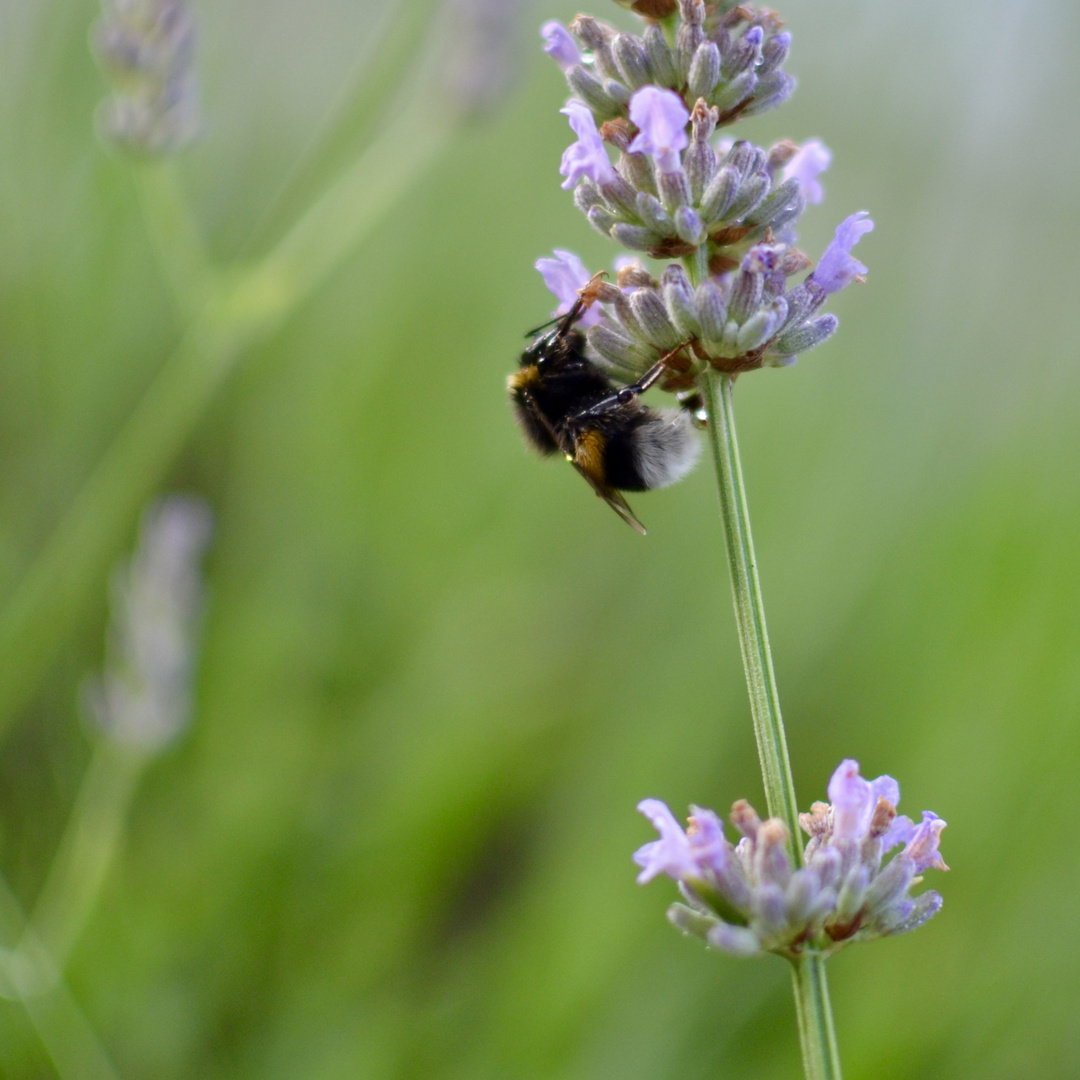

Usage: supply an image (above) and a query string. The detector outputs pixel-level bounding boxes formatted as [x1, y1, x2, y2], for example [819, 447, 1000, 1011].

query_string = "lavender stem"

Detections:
[700, 368, 843, 1080]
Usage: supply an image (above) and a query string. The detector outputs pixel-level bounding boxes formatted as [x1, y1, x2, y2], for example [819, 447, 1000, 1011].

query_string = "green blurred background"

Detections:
[2, 0, 1079, 1076]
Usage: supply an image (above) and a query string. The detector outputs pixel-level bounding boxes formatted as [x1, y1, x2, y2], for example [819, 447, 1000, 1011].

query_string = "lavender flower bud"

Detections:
[745, 177, 805, 229]
[636, 192, 675, 236]
[687, 41, 721, 100]
[724, 172, 770, 220]
[721, 25, 763, 80]
[667, 902, 719, 940]
[706, 922, 760, 956]
[657, 167, 692, 212]
[674, 0, 706, 83]
[616, 150, 658, 198]
[889, 891, 944, 934]
[772, 313, 838, 355]
[612, 33, 651, 90]
[758, 30, 791, 76]
[569, 15, 619, 80]
[661, 265, 702, 338]
[611, 223, 665, 252]
[641, 22, 678, 87]
[603, 79, 633, 109]
[566, 65, 619, 119]
[728, 264, 764, 323]
[684, 100, 719, 202]
[630, 289, 682, 350]
[699, 165, 741, 222]
[736, 306, 779, 353]
[695, 281, 728, 343]
[673, 206, 705, 246]
[587, 205, 617, 237]
[599, 173, 643, 217]
[712, 68, 757, 117]
[741, 71, 797, 117]
[85, 495, 213, 750]
[573, 179, 604, 215]
[590, 324, 644, 371]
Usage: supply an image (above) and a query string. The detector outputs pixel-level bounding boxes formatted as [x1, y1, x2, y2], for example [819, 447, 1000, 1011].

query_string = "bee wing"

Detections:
[578, 468, 643, 535]
[568, 458, 648, 535]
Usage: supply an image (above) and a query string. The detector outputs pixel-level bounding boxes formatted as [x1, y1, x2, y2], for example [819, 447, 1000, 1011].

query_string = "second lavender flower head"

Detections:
[635, 760, 947, 959]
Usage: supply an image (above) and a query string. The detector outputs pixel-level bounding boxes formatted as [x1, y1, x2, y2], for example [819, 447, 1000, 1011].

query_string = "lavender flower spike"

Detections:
[782, 139, 831, 204]
[85, 494, 213, 750]
[560, 101, 618, 190]
[627, 87, 689, 173]
[541, 21, 581, 71]
[635, 759, 947, 959]
[535, 249, 603, 327]
[811, 211, 874, 294]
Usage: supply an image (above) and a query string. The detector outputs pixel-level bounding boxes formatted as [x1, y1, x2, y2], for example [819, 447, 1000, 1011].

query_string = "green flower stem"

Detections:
[0, 879, 122, 1080]
[792, 955, 842, 1080]
[701, 370, 842, 1080]
[29, 740, 149, 967]
[0, 86, 453, 735]
[133, 161, 217, 317]
[701, 370, 799, 836]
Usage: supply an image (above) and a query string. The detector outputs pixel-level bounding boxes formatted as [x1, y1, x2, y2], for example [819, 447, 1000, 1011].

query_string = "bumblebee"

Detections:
[508, 294, 702, 534]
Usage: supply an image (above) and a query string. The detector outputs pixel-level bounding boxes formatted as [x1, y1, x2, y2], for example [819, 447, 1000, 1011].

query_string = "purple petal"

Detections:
[903, 811, 949, 872]
[687, 806, 731, 876]
[827, 759, 874, 841]
[627, 87, 689, 174]
[541, 21, 581, 71]
[880, 812, 916, 853]
[868, 774, 900, 809]
[559, 100, 616, 190]
[782, 138, 831, 204]
[634, 798, 697, 883]
[535, 249, 602, 327]
[811, 211, 874, 294]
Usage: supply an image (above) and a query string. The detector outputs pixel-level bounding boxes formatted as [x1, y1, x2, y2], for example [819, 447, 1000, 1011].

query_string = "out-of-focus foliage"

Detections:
[1, 0, 1078, 1077]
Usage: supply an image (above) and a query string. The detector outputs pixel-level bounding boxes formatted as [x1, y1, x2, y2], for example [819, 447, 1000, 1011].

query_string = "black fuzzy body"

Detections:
[508, 316, 701, 532]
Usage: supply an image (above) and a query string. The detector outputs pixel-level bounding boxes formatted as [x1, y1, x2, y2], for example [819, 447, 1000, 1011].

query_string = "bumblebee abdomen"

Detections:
[602, 407, 701, 492]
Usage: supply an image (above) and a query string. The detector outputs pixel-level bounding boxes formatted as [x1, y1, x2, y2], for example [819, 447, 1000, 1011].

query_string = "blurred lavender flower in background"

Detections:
[782, 138, 831, 204]
[635, 760, 947, 959]
[85, 495, 213, 751]
[92, 0, 200, 154]
[440, 0, 527, 116]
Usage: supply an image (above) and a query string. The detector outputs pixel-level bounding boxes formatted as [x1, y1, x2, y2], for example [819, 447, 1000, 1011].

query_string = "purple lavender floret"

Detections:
[535, 249, 604, 327]
[636, 759, 948, 959]
[559, 101, 617, 190]
[627, 87, 690, 174]
[782, 139, 831, 204]
[541, 21, 581, 72]
[811, 212, 874, 294]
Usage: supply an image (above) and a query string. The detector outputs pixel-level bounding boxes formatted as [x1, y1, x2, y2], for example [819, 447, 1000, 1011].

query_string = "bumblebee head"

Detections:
[520, 326, 585, 370]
